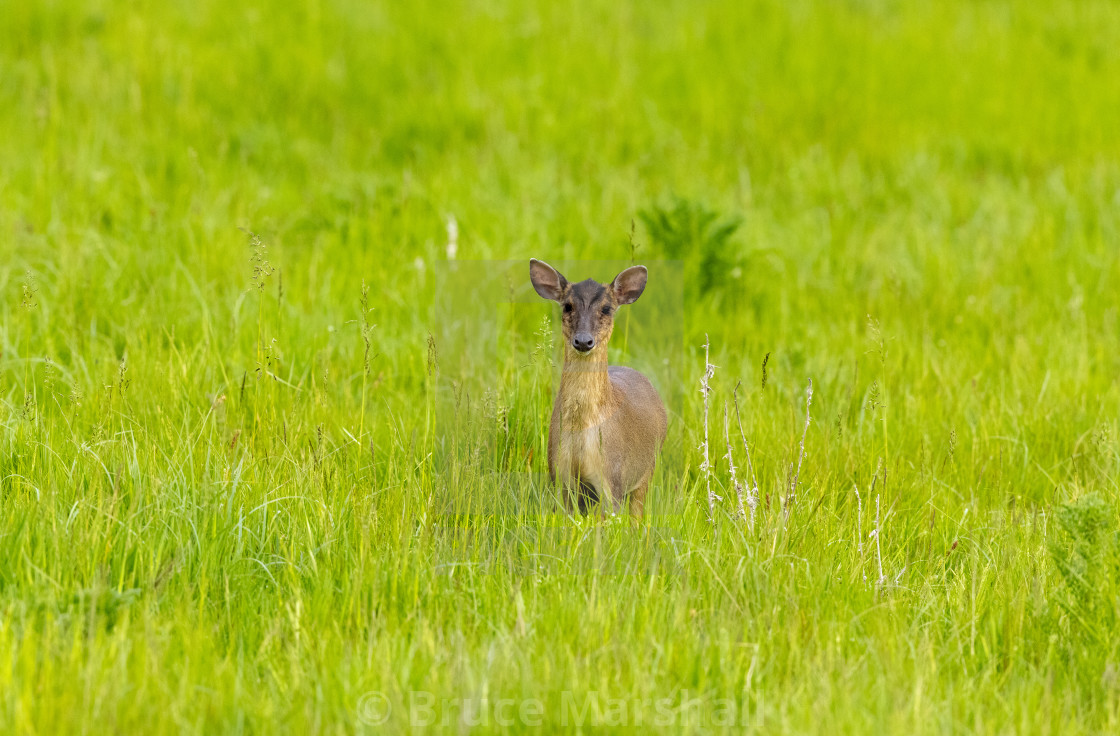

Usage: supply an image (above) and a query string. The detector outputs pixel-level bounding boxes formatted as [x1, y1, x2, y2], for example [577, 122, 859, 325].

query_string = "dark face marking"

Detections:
[562, 280, 616, 354]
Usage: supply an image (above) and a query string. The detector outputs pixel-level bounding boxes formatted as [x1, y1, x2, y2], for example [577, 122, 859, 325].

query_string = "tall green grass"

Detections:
[3, 0, 1120, 732]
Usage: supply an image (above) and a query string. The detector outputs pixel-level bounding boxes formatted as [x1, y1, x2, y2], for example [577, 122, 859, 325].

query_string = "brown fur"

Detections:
[529, 259, 668, 517]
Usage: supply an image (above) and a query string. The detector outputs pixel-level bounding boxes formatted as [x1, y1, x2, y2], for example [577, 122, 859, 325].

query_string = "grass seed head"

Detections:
[245, 230, 274, 291]
[20, 270, 38, 310]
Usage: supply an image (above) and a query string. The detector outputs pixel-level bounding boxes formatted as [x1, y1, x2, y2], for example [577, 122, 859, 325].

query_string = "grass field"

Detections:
[3, 0, 1120, 732]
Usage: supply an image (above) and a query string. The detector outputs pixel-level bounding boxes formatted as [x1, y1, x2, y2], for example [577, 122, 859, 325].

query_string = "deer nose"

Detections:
[572, 333, 595, 352]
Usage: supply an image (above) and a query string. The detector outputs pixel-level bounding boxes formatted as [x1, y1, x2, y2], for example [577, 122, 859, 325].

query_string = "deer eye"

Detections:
[563, 303, 573, 314]
[601, 305, 612, 316]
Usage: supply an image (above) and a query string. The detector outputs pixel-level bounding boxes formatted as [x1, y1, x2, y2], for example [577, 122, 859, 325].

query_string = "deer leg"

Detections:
[599, 485, 624, 518]
[561, 483, 578, 515]
[629, 479, 649, 519]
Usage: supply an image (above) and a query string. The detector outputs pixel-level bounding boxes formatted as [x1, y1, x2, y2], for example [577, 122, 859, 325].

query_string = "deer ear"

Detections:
[529, 259, 567, 302]
[611, 265, 647, 305]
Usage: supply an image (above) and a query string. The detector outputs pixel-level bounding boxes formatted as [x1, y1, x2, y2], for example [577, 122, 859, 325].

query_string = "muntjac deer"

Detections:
[529, 259, 668, 517]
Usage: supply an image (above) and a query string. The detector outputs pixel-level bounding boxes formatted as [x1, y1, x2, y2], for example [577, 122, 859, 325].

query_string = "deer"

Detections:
[529, 259, 668, 518]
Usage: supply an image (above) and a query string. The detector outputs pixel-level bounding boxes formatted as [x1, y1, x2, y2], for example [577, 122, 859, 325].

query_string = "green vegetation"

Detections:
[3, 0, 1120, 732]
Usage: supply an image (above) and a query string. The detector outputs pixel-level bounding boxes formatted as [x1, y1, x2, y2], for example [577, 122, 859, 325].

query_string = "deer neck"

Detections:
[559, 347, 612, 430]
